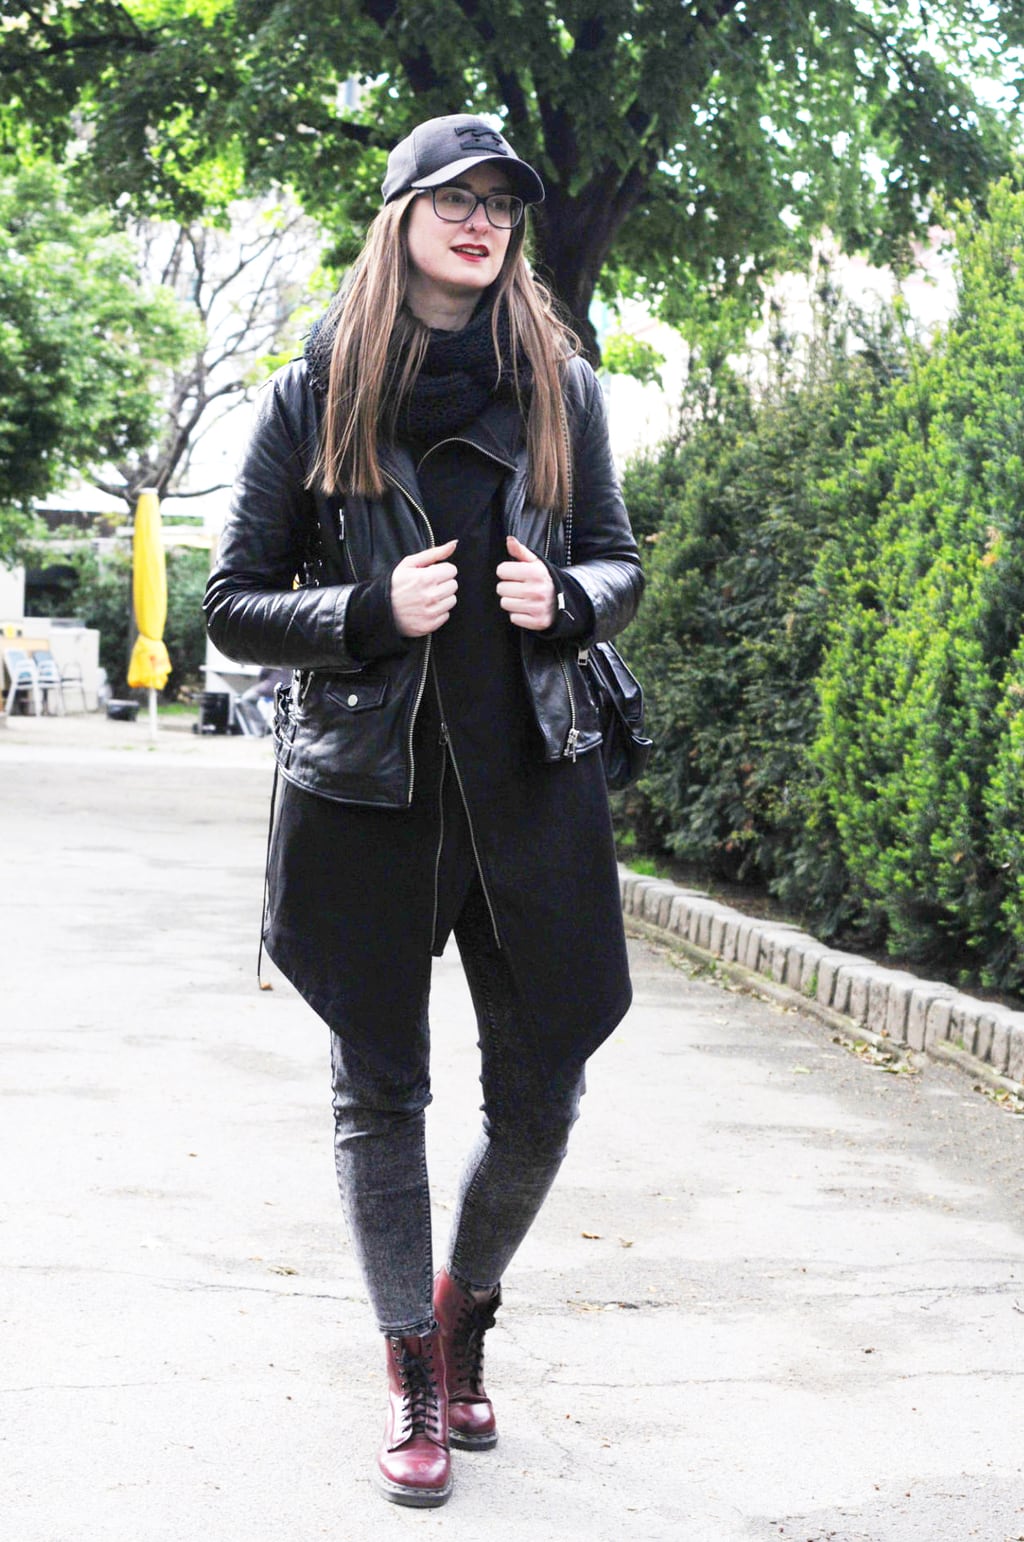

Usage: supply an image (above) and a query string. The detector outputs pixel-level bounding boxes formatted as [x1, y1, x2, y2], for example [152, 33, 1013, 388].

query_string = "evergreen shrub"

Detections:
[619, 308, 900, 933]
[623, 173, 1024, 990]
[816, 177, 1024, 985]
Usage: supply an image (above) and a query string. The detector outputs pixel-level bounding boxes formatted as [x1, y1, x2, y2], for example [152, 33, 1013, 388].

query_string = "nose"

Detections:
[464, 199, 488, 231]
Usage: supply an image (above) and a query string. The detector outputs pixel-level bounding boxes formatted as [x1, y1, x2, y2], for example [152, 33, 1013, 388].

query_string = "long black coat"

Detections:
[204, 355, 644, 1078]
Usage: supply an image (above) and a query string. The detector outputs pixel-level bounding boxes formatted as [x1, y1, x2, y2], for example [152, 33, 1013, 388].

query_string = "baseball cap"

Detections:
[382, 115, 545, 206]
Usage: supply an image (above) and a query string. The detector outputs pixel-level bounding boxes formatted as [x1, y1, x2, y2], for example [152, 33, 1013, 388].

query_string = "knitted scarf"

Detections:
[304, 297, 530, 448]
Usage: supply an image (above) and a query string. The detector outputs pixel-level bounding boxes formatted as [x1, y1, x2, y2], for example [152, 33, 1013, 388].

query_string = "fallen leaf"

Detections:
[269, 1264, 298, 1276]
[975, 1083, 1024, 1115]
[834, 1034, 917, 1075]
[581, 1231, 601, 1240]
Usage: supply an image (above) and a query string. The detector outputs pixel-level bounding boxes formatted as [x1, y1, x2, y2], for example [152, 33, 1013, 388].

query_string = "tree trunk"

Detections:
[531, 174, 647, 366]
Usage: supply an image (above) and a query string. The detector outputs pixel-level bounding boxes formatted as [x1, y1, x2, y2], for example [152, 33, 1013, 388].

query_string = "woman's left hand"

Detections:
[496, 535, 557, 630]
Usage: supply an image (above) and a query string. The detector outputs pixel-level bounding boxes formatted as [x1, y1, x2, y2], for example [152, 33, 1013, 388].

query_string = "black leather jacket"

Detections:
[204, 354, 644, 807]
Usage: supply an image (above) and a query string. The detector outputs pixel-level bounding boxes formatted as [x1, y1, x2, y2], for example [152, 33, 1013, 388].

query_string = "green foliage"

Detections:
[627, 172, 1024, 990]
[162, 546, 211, 700]
[602, 331, 665, 389]
[27, 540, 209, 699]
[2, 2, 1022, 351]
[816, 175, 1024, 985]
[620, 317, 898, 933]
[28, 542, 133, 690]
[0, 159, 196, 564]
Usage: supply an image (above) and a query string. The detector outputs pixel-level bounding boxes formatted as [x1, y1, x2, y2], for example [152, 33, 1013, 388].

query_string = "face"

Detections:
[404, 163, 514, 318]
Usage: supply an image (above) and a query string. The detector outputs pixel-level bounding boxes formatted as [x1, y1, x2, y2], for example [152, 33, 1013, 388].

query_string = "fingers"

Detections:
[505, 534, 534, 562]
[404, 538, 458, 568]
[391, 535, 555, 637]
[496, 535, 556, 631]
[391, 541, 459, 637]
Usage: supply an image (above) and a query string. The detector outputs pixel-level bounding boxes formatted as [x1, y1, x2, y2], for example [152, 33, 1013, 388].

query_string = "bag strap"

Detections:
[557, 396, 575, 567]
[558, 396, 592, 666]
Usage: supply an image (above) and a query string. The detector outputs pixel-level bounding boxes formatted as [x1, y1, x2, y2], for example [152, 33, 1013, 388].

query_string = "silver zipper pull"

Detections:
[565, 727, 580, 761]
[439, 720, 449, 746]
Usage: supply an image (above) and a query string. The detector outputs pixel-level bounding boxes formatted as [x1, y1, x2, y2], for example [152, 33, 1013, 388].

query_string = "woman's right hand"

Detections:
[390, 540, 459, 637]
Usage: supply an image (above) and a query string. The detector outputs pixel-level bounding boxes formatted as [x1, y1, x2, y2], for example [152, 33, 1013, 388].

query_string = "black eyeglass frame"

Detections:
[414, 185, 526, 230]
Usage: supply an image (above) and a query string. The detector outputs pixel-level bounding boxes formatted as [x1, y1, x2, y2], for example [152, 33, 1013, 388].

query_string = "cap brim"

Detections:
[411, 152, 544, 205]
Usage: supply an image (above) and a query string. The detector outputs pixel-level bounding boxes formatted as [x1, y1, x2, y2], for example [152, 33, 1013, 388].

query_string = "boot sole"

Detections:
[449, 1428, 498, 1451]
[375, 1472, 453, 1507]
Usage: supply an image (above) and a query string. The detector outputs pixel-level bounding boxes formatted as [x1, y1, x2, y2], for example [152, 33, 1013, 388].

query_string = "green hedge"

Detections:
[816, 178, 1024, 984]
[619, 309, 900, 933]
[619, 173, 1024, 989]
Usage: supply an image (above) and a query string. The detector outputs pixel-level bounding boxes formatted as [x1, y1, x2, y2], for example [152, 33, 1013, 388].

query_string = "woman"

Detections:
[204, 114, 644, 1508]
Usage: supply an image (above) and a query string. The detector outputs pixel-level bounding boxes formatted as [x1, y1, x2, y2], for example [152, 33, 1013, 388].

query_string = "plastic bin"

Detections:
[198, 690, 233, 734]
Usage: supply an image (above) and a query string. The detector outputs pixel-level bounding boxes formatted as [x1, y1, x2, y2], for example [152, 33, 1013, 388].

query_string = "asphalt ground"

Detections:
[2, 713, 1024, 1542]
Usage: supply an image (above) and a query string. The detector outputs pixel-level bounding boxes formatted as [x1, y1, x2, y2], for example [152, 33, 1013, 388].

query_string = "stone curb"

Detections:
[619, 866, 1024, 1094]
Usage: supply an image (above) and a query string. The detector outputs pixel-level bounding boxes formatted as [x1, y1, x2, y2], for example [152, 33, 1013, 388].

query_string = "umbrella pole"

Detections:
[148, 686, 158, 739]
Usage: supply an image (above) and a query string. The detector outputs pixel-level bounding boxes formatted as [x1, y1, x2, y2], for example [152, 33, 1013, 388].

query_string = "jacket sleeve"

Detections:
[555, 358, 645, 644]
[203, 365, 363, 671]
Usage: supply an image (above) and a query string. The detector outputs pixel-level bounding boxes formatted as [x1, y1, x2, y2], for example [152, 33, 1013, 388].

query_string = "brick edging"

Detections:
[619, 867, 1024, 1092]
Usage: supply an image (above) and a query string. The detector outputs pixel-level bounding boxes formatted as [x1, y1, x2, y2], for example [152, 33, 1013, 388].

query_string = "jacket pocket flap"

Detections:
[322, 676, 388, 713]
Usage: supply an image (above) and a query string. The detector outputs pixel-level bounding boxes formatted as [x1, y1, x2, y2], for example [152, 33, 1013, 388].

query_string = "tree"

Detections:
[93, 199, 329, 508]
[0, 157, 196, 564]
[1, 1, 1021, 357]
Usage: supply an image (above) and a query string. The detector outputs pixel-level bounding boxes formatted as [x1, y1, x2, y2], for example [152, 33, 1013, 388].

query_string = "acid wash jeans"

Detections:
[330, 881, 586, 1336]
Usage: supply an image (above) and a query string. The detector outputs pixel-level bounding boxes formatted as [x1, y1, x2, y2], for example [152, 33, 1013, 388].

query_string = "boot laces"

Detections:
[454, 1296, 498, 1391]
[395, 1339, 443, 1440]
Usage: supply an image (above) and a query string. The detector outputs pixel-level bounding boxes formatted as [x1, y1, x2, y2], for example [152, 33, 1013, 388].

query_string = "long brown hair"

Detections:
[312, 192, 580, 513]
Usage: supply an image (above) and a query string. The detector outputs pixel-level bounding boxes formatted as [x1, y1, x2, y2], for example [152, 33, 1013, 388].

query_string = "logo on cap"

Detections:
[455, 125, 506, 153]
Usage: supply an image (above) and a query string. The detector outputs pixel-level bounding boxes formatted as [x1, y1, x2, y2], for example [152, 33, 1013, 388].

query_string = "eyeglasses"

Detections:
[416, 184, 525, 229]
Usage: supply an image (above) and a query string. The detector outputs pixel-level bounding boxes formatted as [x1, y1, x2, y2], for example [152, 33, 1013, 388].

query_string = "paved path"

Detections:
[2, 714, 1024, 1541]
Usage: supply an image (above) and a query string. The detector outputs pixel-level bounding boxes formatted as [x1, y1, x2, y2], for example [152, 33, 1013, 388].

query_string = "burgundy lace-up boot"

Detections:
[376, 1329, 452, 1507]
[433, 1267, 501, 1450]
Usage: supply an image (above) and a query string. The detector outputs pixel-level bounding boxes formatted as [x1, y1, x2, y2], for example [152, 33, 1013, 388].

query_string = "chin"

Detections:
[449, 266, 497, 290]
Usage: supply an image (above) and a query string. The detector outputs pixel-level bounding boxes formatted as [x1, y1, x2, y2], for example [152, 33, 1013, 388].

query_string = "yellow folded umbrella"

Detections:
[127, 489, 172, 693]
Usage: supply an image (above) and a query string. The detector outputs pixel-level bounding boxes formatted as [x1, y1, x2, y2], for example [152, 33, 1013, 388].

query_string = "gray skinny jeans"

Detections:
[330, 881, 586, 1336]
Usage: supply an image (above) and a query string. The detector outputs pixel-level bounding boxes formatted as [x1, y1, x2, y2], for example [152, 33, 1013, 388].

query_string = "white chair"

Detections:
[31, 650, 65, 715]
[3, 648, 42, 716]
[58, 659, 89, 712]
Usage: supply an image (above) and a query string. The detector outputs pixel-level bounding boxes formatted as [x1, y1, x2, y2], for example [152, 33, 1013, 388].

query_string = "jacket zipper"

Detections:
[417, 437, 517, 475]
[419, 436, 513, 946]
[381, 468, 437, 806]
[299, 507, 359, 708]
[430, 722, 447, 949]
[542, 507, 579, 760]
[385, 440, 514, 808]
[558, 653, 579, 760]
[432, 663, 502, 946]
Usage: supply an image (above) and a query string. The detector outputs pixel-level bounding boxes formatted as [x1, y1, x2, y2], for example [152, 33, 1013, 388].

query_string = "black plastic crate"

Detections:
[198, 690, 233, 734]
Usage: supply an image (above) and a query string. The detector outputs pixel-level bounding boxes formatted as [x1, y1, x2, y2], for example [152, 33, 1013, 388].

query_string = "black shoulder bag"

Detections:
[561, 405, 652, 792]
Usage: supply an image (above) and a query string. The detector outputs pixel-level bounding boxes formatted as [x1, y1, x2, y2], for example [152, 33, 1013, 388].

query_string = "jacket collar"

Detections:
[378, 393, 525, 505]
[421, 393, 524, 469]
